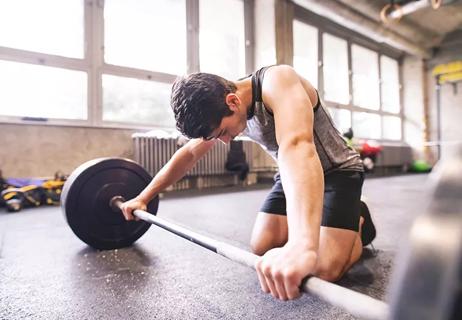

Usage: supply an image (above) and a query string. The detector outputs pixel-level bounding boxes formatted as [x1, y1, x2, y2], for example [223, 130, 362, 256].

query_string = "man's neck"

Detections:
[234, 77, 253, 114]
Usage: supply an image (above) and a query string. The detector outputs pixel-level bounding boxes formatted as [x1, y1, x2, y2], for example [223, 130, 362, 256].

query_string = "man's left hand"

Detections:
[254, 242, 318, 300]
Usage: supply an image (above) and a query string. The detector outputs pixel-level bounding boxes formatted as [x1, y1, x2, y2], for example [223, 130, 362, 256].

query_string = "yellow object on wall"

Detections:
[432, 61, 462, 84]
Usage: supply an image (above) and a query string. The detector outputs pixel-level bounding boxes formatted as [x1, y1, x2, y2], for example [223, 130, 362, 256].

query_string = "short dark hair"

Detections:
[170, 73, 236, 139]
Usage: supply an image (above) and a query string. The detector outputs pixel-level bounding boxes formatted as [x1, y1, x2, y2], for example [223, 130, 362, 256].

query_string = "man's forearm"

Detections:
[137, 139, 214, 203]
[278, 141, 324, 249]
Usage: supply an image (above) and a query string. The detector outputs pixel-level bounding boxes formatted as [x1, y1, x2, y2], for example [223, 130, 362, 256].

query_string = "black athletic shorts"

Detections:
[260, 170, 365, 232]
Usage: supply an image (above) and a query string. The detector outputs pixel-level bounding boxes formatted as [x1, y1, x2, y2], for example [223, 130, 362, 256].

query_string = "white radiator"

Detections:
[132, 134, 255, 184]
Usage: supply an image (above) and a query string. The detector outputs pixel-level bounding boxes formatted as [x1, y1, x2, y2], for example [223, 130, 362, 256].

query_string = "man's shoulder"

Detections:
[261, 65, 299, 89]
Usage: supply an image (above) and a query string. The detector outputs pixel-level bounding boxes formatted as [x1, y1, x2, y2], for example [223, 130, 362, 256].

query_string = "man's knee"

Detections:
[314, 258, 347, 282]
[250, 213, 288, 256]
[250, 235, 273, 256]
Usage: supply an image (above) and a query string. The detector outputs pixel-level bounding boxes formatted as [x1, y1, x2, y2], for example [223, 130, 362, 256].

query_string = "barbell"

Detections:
[60, 148, 462, 320]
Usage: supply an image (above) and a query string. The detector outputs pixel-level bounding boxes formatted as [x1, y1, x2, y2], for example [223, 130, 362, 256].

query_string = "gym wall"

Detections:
[0, 123, 137, 178]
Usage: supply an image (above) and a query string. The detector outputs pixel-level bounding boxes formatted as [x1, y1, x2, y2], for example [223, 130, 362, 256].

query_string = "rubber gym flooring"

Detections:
[0, 174, 430, 320]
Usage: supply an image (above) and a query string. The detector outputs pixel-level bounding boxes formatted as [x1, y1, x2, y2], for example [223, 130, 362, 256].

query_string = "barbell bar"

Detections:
[109, 195, 389, 320]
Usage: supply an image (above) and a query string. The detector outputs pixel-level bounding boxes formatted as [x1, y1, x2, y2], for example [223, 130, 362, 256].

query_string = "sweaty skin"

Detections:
[120, 65, 323, 301]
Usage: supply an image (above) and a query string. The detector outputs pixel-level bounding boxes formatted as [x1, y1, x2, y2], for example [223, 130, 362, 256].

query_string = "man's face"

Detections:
[205, 111, 247, 144]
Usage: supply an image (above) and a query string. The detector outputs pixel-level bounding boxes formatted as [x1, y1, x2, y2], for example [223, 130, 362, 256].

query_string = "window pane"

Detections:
[0, 0, 83, 58]
[328, 107, 351, 134]
[293, 20, 318, 88]
[352, 45, 379, 110]
[0, 60, 87, 119]
[103, 75, 175, 127]
[353, 112, 381, 139]
[383, 115, 401, 140]
[381, 56, 400, 113]
[199, 0, 245, 79]
[104, 0, 187, 74]
[323, 33, 349, 104]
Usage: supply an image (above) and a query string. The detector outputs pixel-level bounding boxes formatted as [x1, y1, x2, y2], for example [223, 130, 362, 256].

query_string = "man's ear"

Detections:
[225, 93, 241, 112]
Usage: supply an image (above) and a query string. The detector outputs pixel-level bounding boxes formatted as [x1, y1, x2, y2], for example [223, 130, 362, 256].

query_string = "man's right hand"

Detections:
[120, 197, 148, 221]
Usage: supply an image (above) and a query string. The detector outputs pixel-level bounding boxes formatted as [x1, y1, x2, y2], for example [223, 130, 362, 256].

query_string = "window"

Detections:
[328, 108, 351, 134]
[353, 112, 381, 139]
[352, 44, 380, 110]
[103, 75, 175, 127]
[382, 115, 401, 140]
[104, 0, 187, 75]
[199, 0, 246, 79]
[323, 33, 349, 105]
[381, 56, 400, 114]
[294, 7, 403, 141]
[0, 60, 87, 119]
[0, 0, 253, 128]
[0, 0, 84, 58]
[293, 20, 318, 87]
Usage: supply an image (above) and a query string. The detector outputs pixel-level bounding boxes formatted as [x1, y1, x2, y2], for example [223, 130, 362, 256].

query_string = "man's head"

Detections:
[171, 73, 237, 139]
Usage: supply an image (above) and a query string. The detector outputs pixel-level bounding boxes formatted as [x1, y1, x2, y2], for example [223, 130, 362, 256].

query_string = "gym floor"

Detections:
[0, 173, 431, 320]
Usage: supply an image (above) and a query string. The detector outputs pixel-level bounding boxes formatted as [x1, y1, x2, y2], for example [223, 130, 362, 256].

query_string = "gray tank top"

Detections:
[242, 66, 363, 174]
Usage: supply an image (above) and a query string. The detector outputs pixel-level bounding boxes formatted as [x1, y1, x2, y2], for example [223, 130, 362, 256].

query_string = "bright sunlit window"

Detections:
[352, 44, 380, 110]
[381, 56, 401, 114]
[323, 33, 349, 105]
[293, 20, 318, 88]
[383, 115, 402, 140]
[199, 0, 246, 79]
[104, 0, 187, 75]
[0, 60, 87, 119]
[0, 0, 84, 58]
[328, 108, 351, 134]
[353, 112, 381, 139]
[103, 75, 175, 127]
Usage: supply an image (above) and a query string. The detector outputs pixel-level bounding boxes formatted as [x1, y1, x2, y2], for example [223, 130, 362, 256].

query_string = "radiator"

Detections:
[132, 134, 257, 190]
[376, 144, 414, 168]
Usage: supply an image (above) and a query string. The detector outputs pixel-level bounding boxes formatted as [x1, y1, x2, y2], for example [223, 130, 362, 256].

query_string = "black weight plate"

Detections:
[61, 158, 159, 250]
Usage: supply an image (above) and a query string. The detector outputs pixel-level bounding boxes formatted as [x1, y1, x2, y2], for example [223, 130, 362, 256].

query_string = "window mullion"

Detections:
[187, 0, 200, 73]
[244, 0, 255, 74]
[86, 0, 104, 127]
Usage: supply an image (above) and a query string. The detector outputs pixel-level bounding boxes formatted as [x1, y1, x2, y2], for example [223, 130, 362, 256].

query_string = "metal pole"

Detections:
[112, 197, 389, 320]
[436, 76, 442, 160]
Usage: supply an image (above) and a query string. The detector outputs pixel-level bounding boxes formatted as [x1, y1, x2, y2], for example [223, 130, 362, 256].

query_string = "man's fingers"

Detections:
[262, 264, 279, 299]
[255, 259, 270, 293]
[121, 206, 135, 221]
[256, 272, 269, 293]
[284, 280, 300, 300]
[273, 271, 288, 300]
[283, 271, 301, 300]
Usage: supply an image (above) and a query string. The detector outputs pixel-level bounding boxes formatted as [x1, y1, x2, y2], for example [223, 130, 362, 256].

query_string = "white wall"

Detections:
[427, 74, 462, 160]
[401, 56, 426, 159]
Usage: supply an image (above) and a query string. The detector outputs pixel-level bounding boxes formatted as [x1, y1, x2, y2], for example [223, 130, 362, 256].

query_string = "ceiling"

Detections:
[338, 0, 462, 49]
[295, 0, 462, 61]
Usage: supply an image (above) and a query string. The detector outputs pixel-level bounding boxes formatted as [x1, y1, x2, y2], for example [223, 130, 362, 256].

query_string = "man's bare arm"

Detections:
[136, 138, 216, 203]
[264, 65, 324, 249]
[121, 138, 216, 220]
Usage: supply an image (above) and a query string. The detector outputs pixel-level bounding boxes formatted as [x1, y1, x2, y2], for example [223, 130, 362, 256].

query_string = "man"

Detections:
[120, 65, 376, 301]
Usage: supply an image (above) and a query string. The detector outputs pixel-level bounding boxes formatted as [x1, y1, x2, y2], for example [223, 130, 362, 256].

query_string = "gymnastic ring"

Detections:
[380, 3, 403, 24]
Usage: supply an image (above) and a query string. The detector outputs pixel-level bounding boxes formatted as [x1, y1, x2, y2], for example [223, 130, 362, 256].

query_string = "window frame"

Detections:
[293, 5, 405, 143]
[0, 0, 255, 130]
